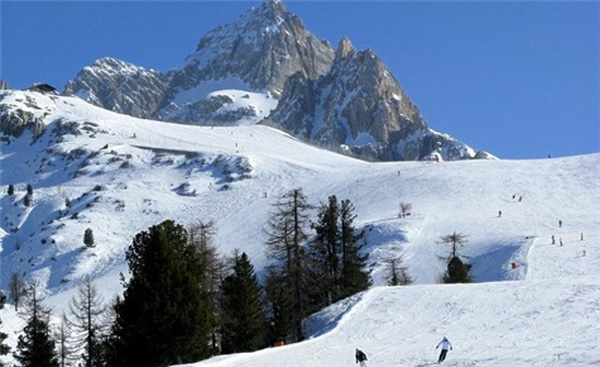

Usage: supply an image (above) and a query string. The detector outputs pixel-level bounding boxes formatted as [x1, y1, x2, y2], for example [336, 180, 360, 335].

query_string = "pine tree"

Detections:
[338, 199, 371, 299]
[309, 195, 341, 306]
[13, 284, 59, 367]
[443, 256, 472, 283]
[109, 220, 212, 366]
[264, 188, 311, 342]
[68, 276, 106, 367]
[0, 294, 10, 364]
[83, 228, 95, 248]
[23, 194, 30, 207]
[7, 184, 14, 196]
[220, 252, 268, 354]
[26, 184, 33, 196]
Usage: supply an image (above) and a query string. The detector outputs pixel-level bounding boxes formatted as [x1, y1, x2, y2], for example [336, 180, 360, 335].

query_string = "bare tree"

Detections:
[68, 276, 106, 367]
[398, 202, 412, 218]
[384, 256, 413, 286]
[8, 272, 27, 311]
[187, 220, 225, 354]
[54, 313, 73, 367]
[439, 231, 468, 259]
[264, 188, 312, 342]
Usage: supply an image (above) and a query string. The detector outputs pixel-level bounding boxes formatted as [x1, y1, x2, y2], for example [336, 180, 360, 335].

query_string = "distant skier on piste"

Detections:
[435, 336, 453, 364]
[355, 348, 368, 367]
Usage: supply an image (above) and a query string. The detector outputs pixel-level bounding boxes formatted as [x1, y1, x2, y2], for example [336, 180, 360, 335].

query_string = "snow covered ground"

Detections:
[1, 90, 599, 366]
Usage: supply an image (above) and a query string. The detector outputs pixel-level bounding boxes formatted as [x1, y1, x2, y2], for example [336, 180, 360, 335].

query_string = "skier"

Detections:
[436, 336, 453, 364]
[551, 235, 555, 245]
[498, 210, 502, 218]
[355, 348, 368, 367]
[558, 219, 562, 228]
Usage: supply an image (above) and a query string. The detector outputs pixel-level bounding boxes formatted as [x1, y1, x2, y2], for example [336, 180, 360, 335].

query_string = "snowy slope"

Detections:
[1, 90, 599, 366]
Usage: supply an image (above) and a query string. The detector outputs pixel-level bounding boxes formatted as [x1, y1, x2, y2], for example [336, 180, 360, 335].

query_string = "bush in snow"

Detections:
[23, 194, 31, 207]
[83, 228, 95, 247]
[7, 184, 14, 195]
[26, 184, 33, 196]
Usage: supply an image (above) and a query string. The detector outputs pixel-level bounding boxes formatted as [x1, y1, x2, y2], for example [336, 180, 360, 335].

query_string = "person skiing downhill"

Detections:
[355, 348, 368, 367]
[436, 337, 453, 364]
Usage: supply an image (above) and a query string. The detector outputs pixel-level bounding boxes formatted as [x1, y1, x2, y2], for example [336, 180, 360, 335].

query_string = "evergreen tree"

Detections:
[13, 284, 59, 367]
[0, 294, 10, 364]
[219, 252, 268, 354]
[23, 194, 30, 207]
[7, 184, 14, 196]
[26, 184, 33, 196]
[109, 220, 212, 366]
[309, 195, 341, 306]
[68, 276, 106, 367]
[264, 266, 294, 345]
[83, 228, 94, 248]
[265, 188, 311, 342]
[443, 256, 472, 283]
[338, 199, 371, 299]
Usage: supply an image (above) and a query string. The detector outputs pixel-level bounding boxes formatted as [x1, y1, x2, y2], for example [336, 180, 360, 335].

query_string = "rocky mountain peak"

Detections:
[179, 0, 334, 96]
[260, 0, 287, 20]
[335, 37, 356, 60]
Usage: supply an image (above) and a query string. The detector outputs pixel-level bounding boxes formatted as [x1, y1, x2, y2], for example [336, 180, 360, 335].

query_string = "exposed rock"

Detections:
[166, 0, 334, 97]
[265, 38, 492, 161]
[64, 57, 167, 119]
[0, 93, 46, 139]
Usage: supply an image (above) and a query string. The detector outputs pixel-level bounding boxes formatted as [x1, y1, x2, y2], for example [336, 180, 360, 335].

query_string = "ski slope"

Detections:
[0, 90, 599, 366]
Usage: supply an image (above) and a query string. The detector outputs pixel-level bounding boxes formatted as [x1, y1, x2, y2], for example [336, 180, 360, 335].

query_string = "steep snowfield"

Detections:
[1, 90, 599, 366]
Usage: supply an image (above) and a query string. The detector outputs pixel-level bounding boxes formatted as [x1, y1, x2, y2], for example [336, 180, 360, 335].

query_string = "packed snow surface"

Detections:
[0, 90, 598, 367]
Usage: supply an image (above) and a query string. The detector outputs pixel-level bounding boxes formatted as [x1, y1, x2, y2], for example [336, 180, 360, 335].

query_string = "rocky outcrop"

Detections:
[0, 93, 46, 139]
[0, 80, 9, 90]
[64, 57, 167, 119]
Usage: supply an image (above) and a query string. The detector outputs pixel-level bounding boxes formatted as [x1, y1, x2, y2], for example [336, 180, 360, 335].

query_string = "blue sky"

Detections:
[1, 1, 598, 159]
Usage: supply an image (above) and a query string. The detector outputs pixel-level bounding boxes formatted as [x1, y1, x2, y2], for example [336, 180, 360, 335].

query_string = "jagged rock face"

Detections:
[0, 80, 8, 90]
[265, 38, 490, 161]
[64, 57, 167, 119]
[168, 0, 334, 97]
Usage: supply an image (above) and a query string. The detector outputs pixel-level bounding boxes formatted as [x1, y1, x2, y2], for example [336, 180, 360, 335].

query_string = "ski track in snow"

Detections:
[0, 90, 599, 367]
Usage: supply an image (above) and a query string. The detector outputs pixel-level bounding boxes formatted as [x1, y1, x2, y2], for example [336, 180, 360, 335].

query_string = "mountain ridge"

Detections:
[61, 0, 493, 161]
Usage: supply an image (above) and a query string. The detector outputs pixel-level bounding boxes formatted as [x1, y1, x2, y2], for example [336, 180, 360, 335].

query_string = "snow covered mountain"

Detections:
[65, 0, 334, 127]
[62, 0, 491, 161]
[1, 88, 598, 366]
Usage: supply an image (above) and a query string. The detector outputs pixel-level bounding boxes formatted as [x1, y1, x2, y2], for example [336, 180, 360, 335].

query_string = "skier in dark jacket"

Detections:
[436, 337, 453, 363]
[355, 348, 368, 367]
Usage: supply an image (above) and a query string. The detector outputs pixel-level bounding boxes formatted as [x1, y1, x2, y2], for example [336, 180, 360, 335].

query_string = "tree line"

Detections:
[0, 188, 372, 367]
